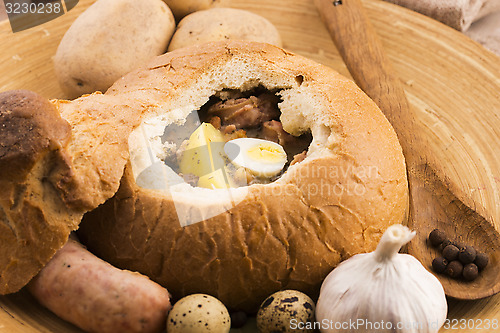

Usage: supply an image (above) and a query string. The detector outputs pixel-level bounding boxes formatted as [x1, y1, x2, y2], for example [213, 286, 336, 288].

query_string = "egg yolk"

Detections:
[247, 144, 284, 163]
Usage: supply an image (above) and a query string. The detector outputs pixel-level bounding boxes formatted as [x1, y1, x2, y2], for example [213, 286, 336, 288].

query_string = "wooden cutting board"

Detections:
[0, 0, 499, 331]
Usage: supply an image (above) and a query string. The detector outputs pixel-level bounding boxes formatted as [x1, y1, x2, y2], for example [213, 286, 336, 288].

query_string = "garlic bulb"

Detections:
[316, 224, 447, 333]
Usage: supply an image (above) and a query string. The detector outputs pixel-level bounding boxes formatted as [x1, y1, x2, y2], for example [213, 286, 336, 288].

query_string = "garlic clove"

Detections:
[316, 224, 447, 333]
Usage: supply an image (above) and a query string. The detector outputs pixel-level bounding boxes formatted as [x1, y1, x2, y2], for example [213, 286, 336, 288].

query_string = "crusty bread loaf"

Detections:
[0, 90, 75, 294]
[77, 41, 409, 312]
[0, 88, 140, 294]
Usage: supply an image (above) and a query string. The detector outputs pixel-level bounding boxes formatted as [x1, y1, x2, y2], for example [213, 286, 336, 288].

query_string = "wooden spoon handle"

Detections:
[314, 0, 424, 165]
[314, 0, 497, 231]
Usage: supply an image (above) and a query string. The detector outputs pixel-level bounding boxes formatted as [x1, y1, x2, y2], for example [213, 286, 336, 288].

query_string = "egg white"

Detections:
[224, 138, 287, 178]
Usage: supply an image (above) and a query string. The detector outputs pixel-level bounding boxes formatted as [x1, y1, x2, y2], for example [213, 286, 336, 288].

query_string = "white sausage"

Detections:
[28, 238, 171, 333]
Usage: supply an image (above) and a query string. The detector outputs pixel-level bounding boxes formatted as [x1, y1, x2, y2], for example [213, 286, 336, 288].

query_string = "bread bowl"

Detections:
[77, 40, 409, 312]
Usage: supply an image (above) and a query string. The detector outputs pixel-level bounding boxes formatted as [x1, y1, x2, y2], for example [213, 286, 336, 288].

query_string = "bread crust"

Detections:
[0, 90, 71, 183]
[0, 90, 72, 294]
[0, 88, 139, 293]
[78, 41, 409, 312]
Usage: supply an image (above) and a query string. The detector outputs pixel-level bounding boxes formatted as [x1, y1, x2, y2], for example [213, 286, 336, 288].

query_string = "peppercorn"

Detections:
[230, 311, 248, 329]
[432, 257, 448, 273]
[474, 252, 489, 270]
[458, 246, 476, 264]
[443, 245, 459, 261]
[463, 263, 479, 281]
[438, 239, 452, 252]
[446, 260, 463, 279]
[453, 241, 465, 251]
[429, 229, 447, 247]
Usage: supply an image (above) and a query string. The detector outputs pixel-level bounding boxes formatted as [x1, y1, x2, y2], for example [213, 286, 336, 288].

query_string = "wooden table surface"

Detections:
[0, 1, 7, 21]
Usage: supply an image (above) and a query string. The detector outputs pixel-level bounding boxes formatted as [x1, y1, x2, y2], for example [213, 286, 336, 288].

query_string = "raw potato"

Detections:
[162, 0, 223, 20]
[54, 0, 176, 99]
[167, 8, 282, 51]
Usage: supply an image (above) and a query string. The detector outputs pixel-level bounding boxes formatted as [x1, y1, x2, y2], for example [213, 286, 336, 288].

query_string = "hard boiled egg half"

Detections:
[224, 138, 287, 178]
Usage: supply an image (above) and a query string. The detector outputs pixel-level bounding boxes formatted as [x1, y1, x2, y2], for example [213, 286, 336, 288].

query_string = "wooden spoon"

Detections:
[314, 0, 500, 300]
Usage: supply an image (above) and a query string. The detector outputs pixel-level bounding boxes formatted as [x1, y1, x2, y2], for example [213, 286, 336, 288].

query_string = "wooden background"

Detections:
[0, 0, 499, 331]
[0, 2, 6, 21]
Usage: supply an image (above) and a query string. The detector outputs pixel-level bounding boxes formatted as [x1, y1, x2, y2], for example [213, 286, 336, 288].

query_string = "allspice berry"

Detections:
[432, 257, 448, 273]
[458, 246, 476, 264]
[474, 252, 489, 270]
[463, 263, 479, 281]
[446, 260, 463, 279]
[429, 229, 447, 247]
[453, 241, 465, 251]
[438, 239, 452, 252]
[443, 245, 459, 261]
[427, 231, 489, 281]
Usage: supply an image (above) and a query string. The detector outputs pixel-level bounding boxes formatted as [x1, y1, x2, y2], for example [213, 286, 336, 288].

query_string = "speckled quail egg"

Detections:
[256, 290, 316, 333]
[166, 294, 231, 333]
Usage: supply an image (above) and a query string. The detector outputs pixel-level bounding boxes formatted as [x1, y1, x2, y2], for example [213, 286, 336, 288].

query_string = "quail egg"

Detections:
[257, 290, 316, 333]
[166, 294, 231, 333]
[224, 138, 287, 178]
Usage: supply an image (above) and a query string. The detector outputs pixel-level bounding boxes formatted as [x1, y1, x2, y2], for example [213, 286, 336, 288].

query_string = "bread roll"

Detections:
[0, 88, 141, 294]
[77, 41, 409, 312]
[0, 90, 74, 294]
